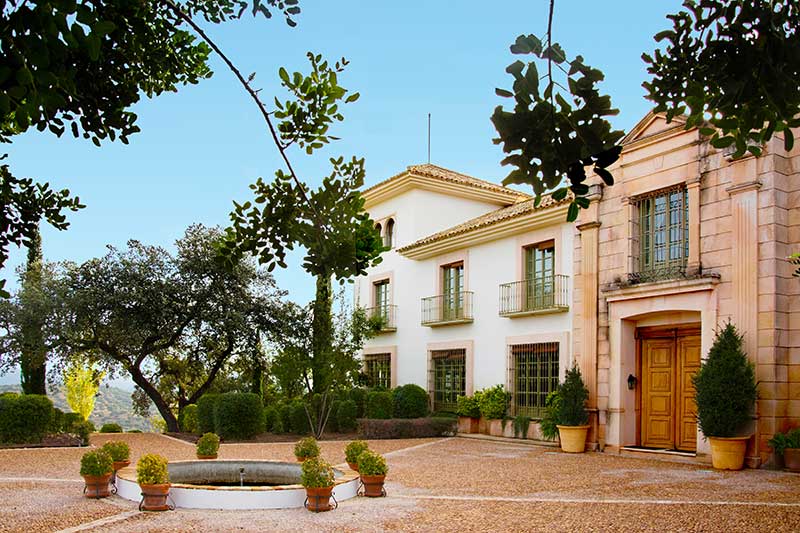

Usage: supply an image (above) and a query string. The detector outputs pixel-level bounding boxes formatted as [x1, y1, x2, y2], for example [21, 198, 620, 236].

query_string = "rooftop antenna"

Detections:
[427, 113, 431, 164]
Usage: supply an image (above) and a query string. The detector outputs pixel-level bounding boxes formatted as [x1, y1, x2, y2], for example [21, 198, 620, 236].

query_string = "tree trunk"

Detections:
[311, 273, 333, 394]
[128, 366, 180, 432]
[20, 228, 46, 395]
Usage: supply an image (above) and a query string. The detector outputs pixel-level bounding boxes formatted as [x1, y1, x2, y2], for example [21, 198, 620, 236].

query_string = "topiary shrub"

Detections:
[196, 394, 220, 434]
[277, 402, 293, 433]
[456, 395, 481, 418]
[557, 365, 589, 426]
[50, 407, 65, 433]
[0, 393, 54, 444]
[392, 384, 429, 419]
[477, 385, 510, 420]
[358, 417, 457, 439]
[99, 423, 123, 433]
[196, 432, 220, 457]
[263, 405, 279, 433]
[63, 412, 84, 432]
[693, 322, 757, 438]
[337, 399, 358, 432]
[80, 449, 113, 477]
[344, 440, 369, 465]
[365, 391, 394, 419]
[136, 453, 169, 485]
[214, 393, 264, 440]
[300, 456, 334, 488]
[74, 420, 95, 446]
[357, 449, 388, 476]
[326, 400, 341, 433]
[349, 387, 368, 418]
[101, 441, 130, 462]
[294, 436, 320, 459]
[179, 404, 199, 434]
[289, 400, 310, 435]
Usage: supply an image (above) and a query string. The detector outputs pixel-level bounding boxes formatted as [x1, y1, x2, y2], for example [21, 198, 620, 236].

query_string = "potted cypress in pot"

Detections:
[555, 365, 590, 453]
[768, 428, 800, 472]
[344, 440, 369, 471]
[294, 436, 320, 462]
[456, 394, 481, 434]
[357, 449, 388, 497]
[196, 432, 220, 459]
[137, 453, 171, 511]
[80, 449, 113, 498]
[301, 456, 336, 512]
[693, 322, 757, 470]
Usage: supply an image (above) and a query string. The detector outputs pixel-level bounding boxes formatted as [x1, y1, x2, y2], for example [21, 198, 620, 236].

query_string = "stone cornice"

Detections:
[576, 221, 601, 232]
[725, 180, 762, 195]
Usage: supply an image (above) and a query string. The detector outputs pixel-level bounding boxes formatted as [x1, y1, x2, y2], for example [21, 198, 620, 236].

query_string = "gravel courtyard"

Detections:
[1, 433, 798, 532]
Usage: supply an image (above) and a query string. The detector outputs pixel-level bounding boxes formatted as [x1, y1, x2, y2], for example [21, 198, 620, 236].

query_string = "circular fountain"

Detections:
[115, 460, 359, 510]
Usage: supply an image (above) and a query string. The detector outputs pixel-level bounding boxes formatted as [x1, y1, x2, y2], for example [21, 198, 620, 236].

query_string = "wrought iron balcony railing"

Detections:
[421, 291, 474, 326]
[365, 305, 397, 332]
[498, 275, 569, 317]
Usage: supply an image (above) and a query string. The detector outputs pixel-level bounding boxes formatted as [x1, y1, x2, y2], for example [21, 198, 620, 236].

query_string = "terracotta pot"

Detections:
[783, 448, 800, 472]
[83, 473, 112, 498]
[708, 436, 749, 470]
[457, 416, 479, 434]
[347, 461, 359, 471]
[296, 456, 308, 462]
[196, 454, 217, 460]
[557, 425, 590, 453]
[304, 486, 334, 512]
[112, 460, 131, 471]
[139, 483, 171, 511]
[488, 419, 505, 437]
[478, 417, 490, 435]
[360, 474, 386, 497]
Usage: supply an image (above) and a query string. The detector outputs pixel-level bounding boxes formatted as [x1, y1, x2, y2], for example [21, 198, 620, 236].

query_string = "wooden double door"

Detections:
[638, 327, 701, 452]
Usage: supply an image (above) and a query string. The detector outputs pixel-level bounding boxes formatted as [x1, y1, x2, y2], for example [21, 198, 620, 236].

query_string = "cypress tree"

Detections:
[19, 227, 47, 395]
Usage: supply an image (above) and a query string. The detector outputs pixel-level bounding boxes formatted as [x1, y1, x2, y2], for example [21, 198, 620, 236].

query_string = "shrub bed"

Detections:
[288, 400, 310, 435]
[196, 394, 220, 434]
[214, 393, 264, 439]
[392, 384, 429, 419]
[337, 399, 358, 432]
[99, 423, 123, 433]
[0, 393, 54, 444]
[357, 417, 457, 439]
[365, 391, 394, 419]
[349, 388, 368, 418]
[179, 404, 199, 434]
[263, 405, 279, 433]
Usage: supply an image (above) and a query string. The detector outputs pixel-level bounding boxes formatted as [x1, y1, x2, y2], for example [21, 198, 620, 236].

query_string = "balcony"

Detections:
[498, 275, 569, 317]
[366, 305, 397, 332]
[421, 291, 474, 326]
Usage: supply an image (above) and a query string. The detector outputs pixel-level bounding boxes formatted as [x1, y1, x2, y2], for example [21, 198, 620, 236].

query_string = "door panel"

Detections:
[641, 339, 675, 449]
[676, 335, 701, 452]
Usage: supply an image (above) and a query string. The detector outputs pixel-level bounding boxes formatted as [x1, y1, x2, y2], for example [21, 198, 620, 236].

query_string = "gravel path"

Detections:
[1, 434, 798, 532]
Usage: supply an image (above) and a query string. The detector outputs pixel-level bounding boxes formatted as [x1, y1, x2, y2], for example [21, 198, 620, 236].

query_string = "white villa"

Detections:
[355, 163, 575, 419]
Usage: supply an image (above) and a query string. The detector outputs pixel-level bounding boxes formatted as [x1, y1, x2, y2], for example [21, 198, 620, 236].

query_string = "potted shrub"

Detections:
[80, 449, 113, 498]
[344, 440, 369, 471]
[300, 456, 335, 512]
[693, 322, 757, 470]
[477, 385, 510, 436]
[456, 394, 481, 434]
[555, 365, 590, 453]
[196, 432, 220, 459]
[136, 453, 171, 511]
[768, 428, 800, 472]
[101, 440, 131, 471]
[356, 449, 388, 497]
[294, 436, 320, 462]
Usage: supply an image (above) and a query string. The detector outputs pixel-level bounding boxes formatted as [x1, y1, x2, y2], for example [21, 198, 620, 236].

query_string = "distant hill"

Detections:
[0, 383, 151, 431]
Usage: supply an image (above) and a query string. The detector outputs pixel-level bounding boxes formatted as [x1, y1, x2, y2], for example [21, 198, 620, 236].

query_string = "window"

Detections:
[429, 349, 466, 412]
[441, 262, 464, 320]
[524, 241, 555, 309]
[364, 353, 391, 390]
[374, 280, 390, 310]
[635, 186, 688, 281]
[509, 342, 559, 418]
[384, 218, 395, 248]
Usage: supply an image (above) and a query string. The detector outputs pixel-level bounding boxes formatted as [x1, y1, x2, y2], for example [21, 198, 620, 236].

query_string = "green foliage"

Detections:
[492, 33, 624, 221]
[64, 362, 104, 421]
[263, 405, 279, 433]
[100, 441, 130, 462]
[790, 253, 800, 278]
[50, 407, 65, 433]
[80, 449, 112, 477]
[196, 432, 220, 457]
[336, 399, 358, 432]
[477, 385, 510, 420]
[365, 391, 394, 419]
[99, 423, 123, 433]
[63, 412, 84, 430]
[19, 229, 46, 394]
[693, 322, 757, 438]
[74, 420, 94, 445]
[300, 456, 334, 488]
[349, 388, 368, 419]
[456, 394, 481, 418]
[643, 1, 800, 158]
[326, 400, 341, 432]
[513, 415, 532, 439]
[768, 428, 800, 456]
[0, 393, 53, 444]
[136, 453, 169, 485]
[356, 449, 388, 476]
[539, 390, 562, 441]
[357, 417, 457, 439]
[197, 394, 220, 434]
[344, 440, 369, 464]
[289, 400, 310, 435]
[392, 384, 429, 419]
[214, 393, 264, 439]
[179, 404, 199, 434]
[294, 436, 320, 459]
[558, 365, 589, 426]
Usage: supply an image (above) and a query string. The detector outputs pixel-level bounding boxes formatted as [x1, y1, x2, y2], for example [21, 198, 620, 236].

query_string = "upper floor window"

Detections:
[384, 218, 395, 248]
[442, 262, 464, 319]
[635, 186, 688, 282]
[524, 240, 555, 307]
[374, 279, 390, 310]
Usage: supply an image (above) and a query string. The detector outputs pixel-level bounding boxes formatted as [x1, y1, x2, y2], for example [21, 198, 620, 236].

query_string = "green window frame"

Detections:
[441, 263, 464, 320]
[510, 342, 559, 418]
[636, 186, 688, 281]
[364, 353, 391, 390]
[524, 241, 555, 309]
[429, 349, 466, 412]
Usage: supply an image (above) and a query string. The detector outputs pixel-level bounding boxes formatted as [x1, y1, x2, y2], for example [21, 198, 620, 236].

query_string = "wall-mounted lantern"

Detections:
[627, 374, 638, 390]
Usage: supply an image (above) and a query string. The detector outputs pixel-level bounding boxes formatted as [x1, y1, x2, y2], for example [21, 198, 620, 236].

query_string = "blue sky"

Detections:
[3, 0, 679, 312]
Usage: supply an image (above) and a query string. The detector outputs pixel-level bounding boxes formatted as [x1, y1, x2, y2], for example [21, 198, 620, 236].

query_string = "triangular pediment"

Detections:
[622, 111, 686, 145]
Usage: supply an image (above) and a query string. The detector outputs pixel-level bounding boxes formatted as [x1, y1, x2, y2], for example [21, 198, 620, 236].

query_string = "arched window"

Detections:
[375, 222, 382, 240]
[384, 218, 395, 248]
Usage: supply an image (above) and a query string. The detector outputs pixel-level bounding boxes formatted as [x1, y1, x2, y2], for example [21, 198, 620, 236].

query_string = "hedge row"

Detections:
[0, 393, 54, 444]
[357, 417, 457, 439]
[195, 393, 264, 439]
